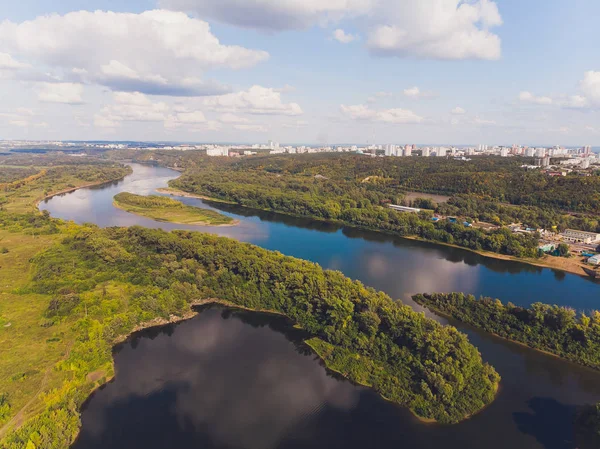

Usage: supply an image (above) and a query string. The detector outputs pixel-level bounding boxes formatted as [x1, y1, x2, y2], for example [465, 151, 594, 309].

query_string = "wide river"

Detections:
[41, 163, 600, 449]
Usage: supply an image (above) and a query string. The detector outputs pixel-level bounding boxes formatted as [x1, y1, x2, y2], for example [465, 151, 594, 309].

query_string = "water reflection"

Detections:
[73, 306, 600, 449]
[73, 307, 361, 449]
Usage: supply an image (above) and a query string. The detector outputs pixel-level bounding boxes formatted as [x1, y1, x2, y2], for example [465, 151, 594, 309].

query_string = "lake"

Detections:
[41, 163, 600, 449]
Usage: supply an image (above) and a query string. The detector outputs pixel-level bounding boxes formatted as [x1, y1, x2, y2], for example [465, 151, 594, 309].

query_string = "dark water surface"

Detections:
[43, 164, 600, 449]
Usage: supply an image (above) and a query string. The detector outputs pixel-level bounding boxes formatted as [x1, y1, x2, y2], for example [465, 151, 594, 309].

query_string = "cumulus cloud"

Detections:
[159, 0, 372, 31]
[36, 82, 84, 104]
[403, 86, 435, 99]
[333, 29, 357, 43]
[161, 0, 502, 60]
[473, 116, 497, 126]
[0, 52, 30, 70]
[366, 0, 502, 60]
[451, 106, 466, 114]
[0, 108, 47, 128]
[0, 10, 268, 96]
[518, 91, 553, 105]
[340, 104, 423, 124]
[218, 113, 251, 124]
[204, 85, 303, 115]
[234, 124, 269, 132]
[580, 71, 600, 106]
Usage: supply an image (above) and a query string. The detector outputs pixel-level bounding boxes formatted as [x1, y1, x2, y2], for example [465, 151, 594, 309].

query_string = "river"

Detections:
[41, 163, 600, 449]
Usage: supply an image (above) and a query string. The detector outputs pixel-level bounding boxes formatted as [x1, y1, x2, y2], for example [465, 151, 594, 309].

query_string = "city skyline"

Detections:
[0, 1, 599, 145]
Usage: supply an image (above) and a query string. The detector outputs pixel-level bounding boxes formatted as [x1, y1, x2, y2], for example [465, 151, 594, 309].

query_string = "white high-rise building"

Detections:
[525, 148, 535, 157]
[542, 156, 551, 167]
[206, 147, 229, 157]
[403, 145, 412, 157]
[500, 148, 508, 157]
[581, 159, 591, 169]
[437, 147, 447, 157]
[422, 147, 430, 157]
[535, 148, 546, 158]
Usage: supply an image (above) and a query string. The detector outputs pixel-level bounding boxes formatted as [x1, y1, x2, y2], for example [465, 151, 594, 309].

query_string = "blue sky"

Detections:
[0, 0, 599, 146]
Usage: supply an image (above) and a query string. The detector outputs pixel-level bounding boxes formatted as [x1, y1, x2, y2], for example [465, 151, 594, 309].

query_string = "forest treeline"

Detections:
[166, 156, 541, 258]
[128, 152, 600, 234]
[0, 215, 500, 448]
[413, 293, 600, 370]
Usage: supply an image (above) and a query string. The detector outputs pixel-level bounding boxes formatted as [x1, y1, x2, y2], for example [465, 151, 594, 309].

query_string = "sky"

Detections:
[0, 0, 599, 146]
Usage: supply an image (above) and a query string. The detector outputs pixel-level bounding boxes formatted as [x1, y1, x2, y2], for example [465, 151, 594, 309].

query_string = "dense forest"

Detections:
[414, 293, 600, 370]
[127, 152, 600, 233]
[165, 155, 541, 258]
[0, 213, 500, 448]
[0, 168, 38, 184]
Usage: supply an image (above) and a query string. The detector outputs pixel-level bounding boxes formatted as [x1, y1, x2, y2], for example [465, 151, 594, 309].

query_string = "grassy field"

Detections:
[0, 163, 131, 441]
[0, 231, 72, 435]
[113, 192, 236, 226]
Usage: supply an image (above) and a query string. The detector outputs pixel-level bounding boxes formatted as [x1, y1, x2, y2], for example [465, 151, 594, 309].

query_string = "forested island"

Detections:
[413, 293, 600, 370]
[0, 157, 500, 448]
[113, 192, 235, 226]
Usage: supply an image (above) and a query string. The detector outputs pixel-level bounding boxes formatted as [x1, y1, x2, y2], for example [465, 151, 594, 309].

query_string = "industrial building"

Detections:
[588, 255, 600, 265]
[561, 229, 600, 244]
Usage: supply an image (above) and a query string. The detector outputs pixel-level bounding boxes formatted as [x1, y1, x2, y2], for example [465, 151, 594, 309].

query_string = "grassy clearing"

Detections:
[113, 192, 235, 226]
[0, 231, 73, 435]
[0, 163, 131, 441]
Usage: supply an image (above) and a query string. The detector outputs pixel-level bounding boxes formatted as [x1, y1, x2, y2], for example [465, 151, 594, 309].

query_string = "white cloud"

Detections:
[218, 113, 251, 124]
[160, 0, 372, 31]
[9, 120, 29, 127]
[403, 87, 435, 99]
[204, 86, 303, 116]
[0, 10, 268, 96]
[0, 52, 30, 70]
[580, 71, 600, 106]
[162, 0, 502, 60]
[451, 106, 466, 114]
[333, 29, 357, 44]
[560, 95, 589, 109]
[282, 120, 309, 129]
[366, 0, 502, 60]
[518, 91, 553, 105]
[473, 116, 496, 126]
[234, 124, 269, 132]
[340, 104, 423, 124]
[36, 82, 84, 104]
[175, 111, 207, 124]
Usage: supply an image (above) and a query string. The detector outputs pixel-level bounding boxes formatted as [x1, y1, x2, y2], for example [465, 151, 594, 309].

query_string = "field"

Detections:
[113, 192, 236, 226]
[403, 191, 451, 204]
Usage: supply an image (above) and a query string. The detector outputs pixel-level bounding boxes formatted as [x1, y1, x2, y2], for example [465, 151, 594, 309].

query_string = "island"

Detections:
[113, 192, 236, 226]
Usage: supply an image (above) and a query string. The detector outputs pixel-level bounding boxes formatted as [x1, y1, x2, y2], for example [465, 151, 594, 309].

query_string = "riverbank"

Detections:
[164, 187, 598, 281]
[156, 187, 237, 205]
[402, 235, 597, 279]
[34, 166, 134, 211]
[414, 292, 600, 373]
[112, 192, 238, 227]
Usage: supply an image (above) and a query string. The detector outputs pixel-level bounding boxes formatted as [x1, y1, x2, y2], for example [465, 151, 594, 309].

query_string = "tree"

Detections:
[557, 243, 570, 257]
